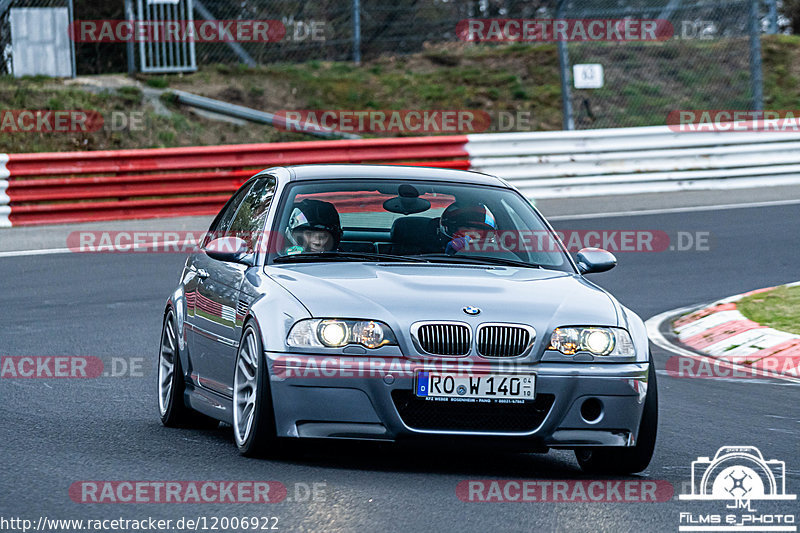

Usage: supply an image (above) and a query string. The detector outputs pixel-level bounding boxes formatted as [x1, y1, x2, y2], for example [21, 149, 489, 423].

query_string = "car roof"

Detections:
[277, 164, 507, 187]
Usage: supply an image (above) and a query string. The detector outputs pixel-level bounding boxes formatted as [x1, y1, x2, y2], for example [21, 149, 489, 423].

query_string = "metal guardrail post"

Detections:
[353, 0, 361, 64]
[556, 0, 574, 131]
[750, 0, 764, 111]
[68, 0, 77, 78]
[125, 0, 136, 74]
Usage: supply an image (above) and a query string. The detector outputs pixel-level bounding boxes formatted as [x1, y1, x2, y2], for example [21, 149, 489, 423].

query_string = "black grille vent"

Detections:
[416, 323, 471, 356]
[236, 299, 250, 317]
[477, 325, 532, 357]
[392, 390, 555, 432]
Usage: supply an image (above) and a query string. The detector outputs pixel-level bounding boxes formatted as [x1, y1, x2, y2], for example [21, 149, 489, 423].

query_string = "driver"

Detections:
[286, 199, 342, 254]
[439, 202, 499, 255]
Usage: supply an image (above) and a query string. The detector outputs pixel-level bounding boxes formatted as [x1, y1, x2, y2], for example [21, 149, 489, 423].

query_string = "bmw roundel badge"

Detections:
[463, 306, 481, 315]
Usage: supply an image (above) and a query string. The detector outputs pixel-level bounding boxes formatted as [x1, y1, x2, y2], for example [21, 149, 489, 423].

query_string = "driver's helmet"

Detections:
[287, 199, 342, 248]
[439, 202, 497, 239]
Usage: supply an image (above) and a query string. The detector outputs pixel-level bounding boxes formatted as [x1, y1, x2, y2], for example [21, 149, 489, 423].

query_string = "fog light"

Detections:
[580, 398, 604, 424]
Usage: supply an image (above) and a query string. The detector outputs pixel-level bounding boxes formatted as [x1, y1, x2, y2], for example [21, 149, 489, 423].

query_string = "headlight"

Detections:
[351, 320, 387, 349]
[319, 320, 348, 347]
[548, 327, 634, 357]
[287, 319, 397, 349]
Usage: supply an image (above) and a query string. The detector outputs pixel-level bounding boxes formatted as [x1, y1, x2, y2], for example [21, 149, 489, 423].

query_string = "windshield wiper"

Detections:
[273, 251, 430, 264]
[413, 253, 543, 269]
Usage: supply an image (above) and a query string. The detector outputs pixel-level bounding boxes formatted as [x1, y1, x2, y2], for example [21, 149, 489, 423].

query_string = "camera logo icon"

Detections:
[680, 446, 796, 501]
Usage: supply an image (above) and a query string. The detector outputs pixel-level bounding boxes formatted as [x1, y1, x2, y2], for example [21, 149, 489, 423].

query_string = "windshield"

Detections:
[267, 179, 574, 272]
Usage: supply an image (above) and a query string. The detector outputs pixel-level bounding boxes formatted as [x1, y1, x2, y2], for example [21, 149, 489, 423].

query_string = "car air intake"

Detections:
[392, 390, 555, 432]
[416, 323, 471, 356]
[477, 324, 532, 357]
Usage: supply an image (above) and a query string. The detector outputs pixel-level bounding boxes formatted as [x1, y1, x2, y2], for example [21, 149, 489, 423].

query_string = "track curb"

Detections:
[645, 283, 800, 382]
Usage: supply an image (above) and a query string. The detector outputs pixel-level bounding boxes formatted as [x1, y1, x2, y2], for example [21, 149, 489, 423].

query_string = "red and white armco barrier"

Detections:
[4, 124, 800, 226]
[1, 154, 10, 227]
[0, 136, 469, 226]
[465, 124, 800, 198]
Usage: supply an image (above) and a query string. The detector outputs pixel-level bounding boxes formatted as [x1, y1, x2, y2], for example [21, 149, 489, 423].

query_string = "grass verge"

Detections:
[2, 35, 800, 152]
[738, 284, 800, 336]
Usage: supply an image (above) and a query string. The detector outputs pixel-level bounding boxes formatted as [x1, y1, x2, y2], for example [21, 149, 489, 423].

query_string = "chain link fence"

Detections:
[0, 0, 788, 130]
[137, 0, 778, 130]
[0, 0, 474, 73]
[187, 0, 473, 64]
[560, 0, 764, 129]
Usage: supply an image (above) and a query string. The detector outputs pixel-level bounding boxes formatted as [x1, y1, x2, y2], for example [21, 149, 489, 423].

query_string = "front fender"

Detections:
[247, 276, 312, 354]
[620, 304, 649, 363]
[165, 259, 192, 377]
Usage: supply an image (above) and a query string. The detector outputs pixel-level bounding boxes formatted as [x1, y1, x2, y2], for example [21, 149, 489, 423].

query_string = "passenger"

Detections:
[286, 199, 342, 253]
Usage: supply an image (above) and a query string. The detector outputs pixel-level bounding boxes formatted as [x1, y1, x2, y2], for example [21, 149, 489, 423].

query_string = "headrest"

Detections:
[391, 216, 435, 244]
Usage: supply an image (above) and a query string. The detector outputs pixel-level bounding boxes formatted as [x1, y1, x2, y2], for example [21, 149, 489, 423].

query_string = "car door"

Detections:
[190, 176, 276, 397]
[185, 180, 255, 395]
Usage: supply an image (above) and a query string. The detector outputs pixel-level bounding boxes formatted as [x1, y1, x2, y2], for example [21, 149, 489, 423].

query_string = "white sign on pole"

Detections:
[573, 64, 604, 89]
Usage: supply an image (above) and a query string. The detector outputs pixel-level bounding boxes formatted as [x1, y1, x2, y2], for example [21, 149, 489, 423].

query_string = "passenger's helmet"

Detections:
[439, 202, 497, 239]
[288, 199, 343, 246]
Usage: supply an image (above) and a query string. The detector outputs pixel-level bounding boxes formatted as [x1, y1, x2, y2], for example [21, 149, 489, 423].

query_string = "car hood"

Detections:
[267, 263, 618, 334]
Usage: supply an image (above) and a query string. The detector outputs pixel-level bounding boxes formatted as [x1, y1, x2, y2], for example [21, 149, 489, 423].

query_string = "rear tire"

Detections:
[575, 353, 658, 474]
[158, 308, 219, 429]
[233, 320, 279, 457]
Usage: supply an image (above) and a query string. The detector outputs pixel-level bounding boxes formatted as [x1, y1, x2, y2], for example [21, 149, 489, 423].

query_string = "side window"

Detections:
[227, 176, 277, 251]
[203, 181, 256, 247]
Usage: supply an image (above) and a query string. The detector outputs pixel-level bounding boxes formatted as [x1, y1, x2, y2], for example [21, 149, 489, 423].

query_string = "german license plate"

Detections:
[415, 372, 535, 401]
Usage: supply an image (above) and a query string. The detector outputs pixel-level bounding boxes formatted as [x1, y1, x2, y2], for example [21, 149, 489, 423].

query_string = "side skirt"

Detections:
[185, 383, 233, 424]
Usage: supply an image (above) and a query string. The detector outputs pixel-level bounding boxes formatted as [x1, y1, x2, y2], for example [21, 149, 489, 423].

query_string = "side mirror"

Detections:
[205, 237, 253, 265]
[576, 247, 617, 274]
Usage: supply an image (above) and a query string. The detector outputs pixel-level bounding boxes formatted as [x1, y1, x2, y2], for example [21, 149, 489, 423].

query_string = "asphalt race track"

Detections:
[1, 203, 799, 532]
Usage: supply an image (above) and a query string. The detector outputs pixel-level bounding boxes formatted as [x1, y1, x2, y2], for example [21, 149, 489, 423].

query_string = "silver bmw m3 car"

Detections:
[158, 164, 657, 474]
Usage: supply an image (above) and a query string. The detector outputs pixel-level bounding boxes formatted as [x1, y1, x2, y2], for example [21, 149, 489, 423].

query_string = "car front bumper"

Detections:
[266, 352, 650, 449]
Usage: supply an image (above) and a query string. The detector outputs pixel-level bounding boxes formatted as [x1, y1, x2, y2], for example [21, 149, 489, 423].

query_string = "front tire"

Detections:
[233, 320, 278, 456]
[575, 353, 658, 474]
[158, 308, 219, 428]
